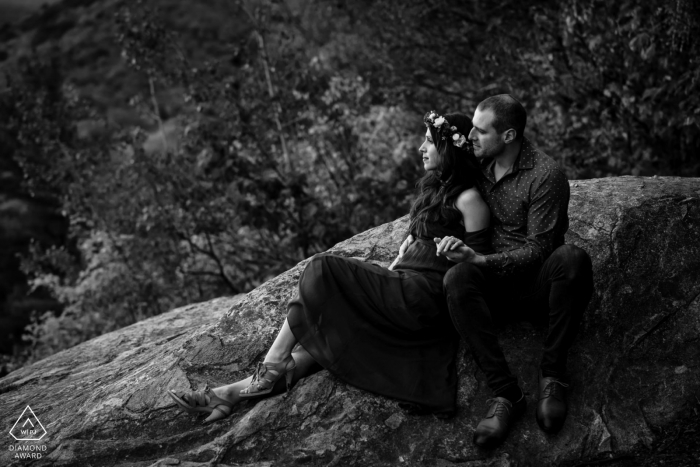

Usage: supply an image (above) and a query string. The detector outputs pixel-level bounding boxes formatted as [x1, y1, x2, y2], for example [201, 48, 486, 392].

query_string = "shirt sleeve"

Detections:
[482, 167, 570, 276]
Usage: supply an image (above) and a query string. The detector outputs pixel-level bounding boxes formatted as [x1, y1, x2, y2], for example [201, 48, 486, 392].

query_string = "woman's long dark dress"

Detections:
[287, 218, 492, 415]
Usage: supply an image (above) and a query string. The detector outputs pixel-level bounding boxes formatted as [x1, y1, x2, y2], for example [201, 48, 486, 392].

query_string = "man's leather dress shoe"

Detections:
[536, 371, 569, 433]
[473, 395, 526, 448]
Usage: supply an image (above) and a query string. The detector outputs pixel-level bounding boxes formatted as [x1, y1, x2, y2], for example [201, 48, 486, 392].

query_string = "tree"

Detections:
[3, 0, 698, 367]
[357, 0, 700, 177]
[4, 0, 419, 364]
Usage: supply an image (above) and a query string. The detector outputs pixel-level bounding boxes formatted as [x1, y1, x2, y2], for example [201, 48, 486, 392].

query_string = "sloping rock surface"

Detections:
[1, 176, 699, 467]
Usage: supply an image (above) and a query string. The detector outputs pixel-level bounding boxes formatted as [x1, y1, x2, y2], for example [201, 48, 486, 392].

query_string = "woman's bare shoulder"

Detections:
[455, 187, 487, 211]
[456, 187, 490, 231]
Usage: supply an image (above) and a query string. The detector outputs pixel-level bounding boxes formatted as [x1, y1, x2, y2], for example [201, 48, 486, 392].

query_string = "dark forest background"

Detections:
[0, 0, 698, 375]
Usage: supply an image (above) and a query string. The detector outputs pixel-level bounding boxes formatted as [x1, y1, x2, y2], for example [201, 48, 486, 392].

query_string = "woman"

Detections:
[168, 111, 492, 423]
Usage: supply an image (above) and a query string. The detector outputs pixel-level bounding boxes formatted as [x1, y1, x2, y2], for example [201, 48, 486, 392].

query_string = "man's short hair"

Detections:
[477, 94, 527, 140]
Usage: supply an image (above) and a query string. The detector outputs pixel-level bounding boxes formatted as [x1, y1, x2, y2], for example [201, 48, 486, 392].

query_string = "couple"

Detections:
[168, 94, 594, 448]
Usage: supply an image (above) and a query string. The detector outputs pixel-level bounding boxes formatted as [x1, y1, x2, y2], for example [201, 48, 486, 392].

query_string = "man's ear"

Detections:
[502, 128, 517, 144]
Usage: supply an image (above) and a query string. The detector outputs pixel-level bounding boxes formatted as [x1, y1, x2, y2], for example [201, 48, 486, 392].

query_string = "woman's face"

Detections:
[419, 128, 440, 171]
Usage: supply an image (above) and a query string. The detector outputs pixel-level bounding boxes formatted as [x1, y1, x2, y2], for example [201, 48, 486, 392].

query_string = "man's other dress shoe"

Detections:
[473, 395, 526, 448]
[536, 371, 569, 433]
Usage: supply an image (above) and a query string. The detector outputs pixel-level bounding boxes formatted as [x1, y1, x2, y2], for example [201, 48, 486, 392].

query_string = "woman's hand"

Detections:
[399, 234, 414, 257]
[434, 236, 477, 263]
[389, 234, 415, 271]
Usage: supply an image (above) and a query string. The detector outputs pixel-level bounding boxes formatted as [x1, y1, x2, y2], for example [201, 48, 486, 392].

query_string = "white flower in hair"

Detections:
[423, 110, 471, 150]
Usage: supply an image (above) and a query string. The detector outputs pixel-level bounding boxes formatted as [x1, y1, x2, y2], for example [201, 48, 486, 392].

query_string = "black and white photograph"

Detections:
[1, 0, 698, 465]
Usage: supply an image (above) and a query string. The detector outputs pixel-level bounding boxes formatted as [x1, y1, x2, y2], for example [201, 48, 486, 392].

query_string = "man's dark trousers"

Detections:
[444, 244, 594, 395]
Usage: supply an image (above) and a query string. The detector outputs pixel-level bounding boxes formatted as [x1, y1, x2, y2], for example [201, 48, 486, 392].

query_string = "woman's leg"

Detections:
[206, 346, 316, 403]
[199, 322, 319, 421]
[264, 318, 298, 363]
[237, 318, 302, 397]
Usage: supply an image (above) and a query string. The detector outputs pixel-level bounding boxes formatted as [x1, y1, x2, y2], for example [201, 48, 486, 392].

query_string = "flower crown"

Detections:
[424, 111, 468, 148]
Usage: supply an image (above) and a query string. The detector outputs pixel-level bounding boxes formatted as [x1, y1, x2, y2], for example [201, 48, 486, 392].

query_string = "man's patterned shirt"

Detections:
[476, 137, 570, 277]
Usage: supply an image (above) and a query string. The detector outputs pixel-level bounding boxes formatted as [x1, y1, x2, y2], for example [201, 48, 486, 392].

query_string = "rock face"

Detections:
[1, 176, 699, 467]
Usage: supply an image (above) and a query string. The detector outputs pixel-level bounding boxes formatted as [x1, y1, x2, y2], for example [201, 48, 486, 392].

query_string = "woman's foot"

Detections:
[239, 354, 296, 398]
[168, 384, 238, 424]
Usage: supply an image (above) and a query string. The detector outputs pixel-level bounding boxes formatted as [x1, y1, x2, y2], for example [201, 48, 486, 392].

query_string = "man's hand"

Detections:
[389, 234, 414, 271]
[434, 236, 479, 263]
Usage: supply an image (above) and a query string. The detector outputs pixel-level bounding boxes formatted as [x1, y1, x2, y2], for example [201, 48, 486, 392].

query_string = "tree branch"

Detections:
[237, 1, 292, 172]
[148, 77, 168, 152]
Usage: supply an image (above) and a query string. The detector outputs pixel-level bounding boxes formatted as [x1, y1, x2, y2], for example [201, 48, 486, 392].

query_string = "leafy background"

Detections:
[0, 0, 698, 375]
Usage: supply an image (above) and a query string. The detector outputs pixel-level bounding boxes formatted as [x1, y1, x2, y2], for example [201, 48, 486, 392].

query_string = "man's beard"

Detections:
[477, 140, 506, 159]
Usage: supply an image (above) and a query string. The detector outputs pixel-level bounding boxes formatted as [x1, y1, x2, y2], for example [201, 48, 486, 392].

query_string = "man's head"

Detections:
[469, 94, 527, 159]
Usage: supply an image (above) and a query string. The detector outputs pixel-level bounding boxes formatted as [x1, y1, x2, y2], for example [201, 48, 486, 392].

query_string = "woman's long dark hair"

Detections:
[408, 112, 481, 237]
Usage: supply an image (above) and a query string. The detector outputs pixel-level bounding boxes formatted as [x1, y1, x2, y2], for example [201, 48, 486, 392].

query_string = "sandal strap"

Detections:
[254, 364, 283, 387]
[205, 386, 235, 408]
[244, 357, 295, 393]
[211, 404, 231, 417]
[184, 384, 215, 407]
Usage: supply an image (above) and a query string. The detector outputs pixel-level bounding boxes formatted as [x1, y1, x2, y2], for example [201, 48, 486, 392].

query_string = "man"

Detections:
[434, 94, 594, 448]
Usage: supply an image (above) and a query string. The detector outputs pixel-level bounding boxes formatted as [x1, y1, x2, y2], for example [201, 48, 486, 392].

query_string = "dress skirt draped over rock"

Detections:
[287, 223, 492, 416]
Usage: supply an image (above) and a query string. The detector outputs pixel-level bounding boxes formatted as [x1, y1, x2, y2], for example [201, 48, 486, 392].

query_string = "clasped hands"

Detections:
[389, 234, 477, 270]
[433, 235, 478, 263]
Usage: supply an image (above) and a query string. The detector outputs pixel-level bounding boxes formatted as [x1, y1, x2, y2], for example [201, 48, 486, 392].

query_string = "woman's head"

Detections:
[409, 111, 481, 236]
[420, 111, 478, 185]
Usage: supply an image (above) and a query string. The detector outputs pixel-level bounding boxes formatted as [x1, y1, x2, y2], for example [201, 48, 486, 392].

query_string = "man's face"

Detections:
[469, 108, 505, 159]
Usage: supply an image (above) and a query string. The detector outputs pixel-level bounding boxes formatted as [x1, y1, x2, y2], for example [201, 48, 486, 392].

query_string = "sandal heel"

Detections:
[285, 368, 295, 392]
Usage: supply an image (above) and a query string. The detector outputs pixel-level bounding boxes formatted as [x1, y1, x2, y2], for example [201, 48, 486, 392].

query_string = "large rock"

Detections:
[1, 176, 699, 466]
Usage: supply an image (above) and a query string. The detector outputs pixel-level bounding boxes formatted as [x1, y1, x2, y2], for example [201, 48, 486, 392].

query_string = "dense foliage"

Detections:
[361, 0, 700, 177]
[0, 0, 697, 370]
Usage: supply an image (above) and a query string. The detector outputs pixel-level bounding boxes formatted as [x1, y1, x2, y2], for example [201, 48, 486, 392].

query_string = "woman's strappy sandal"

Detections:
[239, 355, 296, 398]
[168, 384, 235, 424]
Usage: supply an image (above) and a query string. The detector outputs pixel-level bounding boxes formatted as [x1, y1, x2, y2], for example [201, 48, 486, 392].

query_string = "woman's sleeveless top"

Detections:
[393, 217, 493, 277]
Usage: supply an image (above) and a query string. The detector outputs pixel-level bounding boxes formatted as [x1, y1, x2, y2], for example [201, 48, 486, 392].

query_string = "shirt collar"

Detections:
[515, 137, 535, 170]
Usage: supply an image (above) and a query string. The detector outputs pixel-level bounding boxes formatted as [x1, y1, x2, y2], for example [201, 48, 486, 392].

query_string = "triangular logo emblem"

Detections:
[9, 406, 47, 441]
